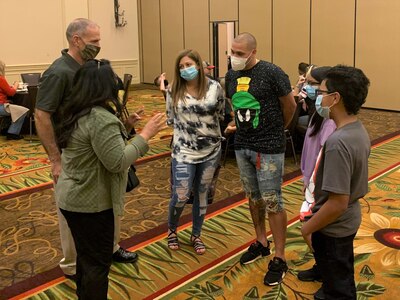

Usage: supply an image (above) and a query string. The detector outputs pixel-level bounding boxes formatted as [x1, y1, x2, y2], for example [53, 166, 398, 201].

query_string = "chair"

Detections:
[285, 129, 297, 165]
[284, 101, 303, 165]
[123, 73, 132, 88]
[221, 133, 235, 166]
[21, 73, 41, 86]
[121, 74, 133, 119]
[27, 85, 38, 142]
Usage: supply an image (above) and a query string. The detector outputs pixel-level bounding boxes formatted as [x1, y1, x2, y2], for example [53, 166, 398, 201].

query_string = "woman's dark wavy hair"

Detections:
[57, 59, 121, 149]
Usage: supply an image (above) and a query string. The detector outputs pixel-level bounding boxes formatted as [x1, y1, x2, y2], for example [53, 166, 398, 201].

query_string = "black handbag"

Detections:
[126, 165, 140, 192]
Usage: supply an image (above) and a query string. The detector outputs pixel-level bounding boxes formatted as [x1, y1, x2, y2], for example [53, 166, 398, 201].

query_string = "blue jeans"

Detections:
[168, 153, 221, 236]
[0, 104, 27, 135]
[312, 231, 357, 300]
[235, 149, 284, 212]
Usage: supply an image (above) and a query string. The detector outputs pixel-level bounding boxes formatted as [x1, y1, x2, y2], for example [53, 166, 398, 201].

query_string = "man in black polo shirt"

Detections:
[225, 32, 296, 286]
[35, 18, 138, 280]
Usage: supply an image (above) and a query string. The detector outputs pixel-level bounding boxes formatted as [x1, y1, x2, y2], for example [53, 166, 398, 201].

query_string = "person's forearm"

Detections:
[283, 103, 296, 128]
[35, 110, 60, 163]
[280, 93, 296, 128]
[301, 196, 348, 235]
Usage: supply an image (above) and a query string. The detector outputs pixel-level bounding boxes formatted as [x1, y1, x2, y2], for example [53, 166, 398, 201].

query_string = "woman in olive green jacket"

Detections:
[55, 59, 165, 300]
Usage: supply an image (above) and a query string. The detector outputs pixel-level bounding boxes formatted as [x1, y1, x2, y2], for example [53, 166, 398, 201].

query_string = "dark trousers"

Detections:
[61, 208, 114, 300]
[312, 231, 357, 300]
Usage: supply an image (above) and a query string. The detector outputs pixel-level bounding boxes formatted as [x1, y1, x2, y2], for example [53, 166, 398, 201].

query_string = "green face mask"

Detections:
[80, 43, 101, 61]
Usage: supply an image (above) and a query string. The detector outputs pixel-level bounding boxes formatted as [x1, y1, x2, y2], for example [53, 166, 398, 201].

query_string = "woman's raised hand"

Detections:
[139, 113, 167, 141]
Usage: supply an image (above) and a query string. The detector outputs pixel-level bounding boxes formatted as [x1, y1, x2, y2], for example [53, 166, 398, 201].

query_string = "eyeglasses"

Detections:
[316, 89, 335, 96]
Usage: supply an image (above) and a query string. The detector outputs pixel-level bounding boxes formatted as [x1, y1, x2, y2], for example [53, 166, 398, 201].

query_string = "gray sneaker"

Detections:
[240, 241, 271, 265]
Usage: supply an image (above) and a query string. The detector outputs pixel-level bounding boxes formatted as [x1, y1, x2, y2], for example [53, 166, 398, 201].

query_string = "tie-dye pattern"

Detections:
[166, 79, 225, 163]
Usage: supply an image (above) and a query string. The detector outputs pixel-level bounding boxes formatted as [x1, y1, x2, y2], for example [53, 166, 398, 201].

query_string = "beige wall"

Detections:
[0, 0, 140, 84]
[137, 0, 400, 111]
[138, 0, 161, 83]
[184, 0, 210, 62]
[1, 1, 399, 110]
[311, 0, 355, 66]
[160, 0, 184, 80]
[210, 0, 238, 22]
[239, 0, 272, 62]
[273, 0, 310, 83]
[356, 0, 400, 111]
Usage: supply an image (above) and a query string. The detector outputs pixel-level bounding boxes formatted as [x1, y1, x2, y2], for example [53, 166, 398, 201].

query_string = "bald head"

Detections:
[234, 32, 257, 51]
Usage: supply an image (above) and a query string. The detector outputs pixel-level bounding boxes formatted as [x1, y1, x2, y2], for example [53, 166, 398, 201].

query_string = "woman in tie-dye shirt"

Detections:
[166, 49, 225, 255]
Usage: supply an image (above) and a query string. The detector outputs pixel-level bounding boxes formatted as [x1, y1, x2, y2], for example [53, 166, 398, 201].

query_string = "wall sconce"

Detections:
[114, 0, 127, 27]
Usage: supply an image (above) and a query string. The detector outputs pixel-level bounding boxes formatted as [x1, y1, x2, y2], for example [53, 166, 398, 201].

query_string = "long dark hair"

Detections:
[308, 66, 331, 137]
[308, 111, 323, 137]
[57, 59, 121, 148]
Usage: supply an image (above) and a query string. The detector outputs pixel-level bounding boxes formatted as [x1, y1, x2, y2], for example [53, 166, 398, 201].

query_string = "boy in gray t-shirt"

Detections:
[301, 65, 370, 300]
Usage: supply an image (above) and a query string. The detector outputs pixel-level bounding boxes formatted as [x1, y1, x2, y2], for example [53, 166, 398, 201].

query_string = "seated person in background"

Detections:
[0, 60, 27, 140]
[297, 65, 318, 127]
[154, 72, 169, 99]
[203, 61, 215, 80]
[292, 62, 310, 97]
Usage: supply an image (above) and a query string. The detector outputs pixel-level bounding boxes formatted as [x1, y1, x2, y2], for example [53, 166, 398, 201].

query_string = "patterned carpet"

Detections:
[0, 88, 399, 298]
[0, 88, 172, 195]
[2, 135, 399, 300]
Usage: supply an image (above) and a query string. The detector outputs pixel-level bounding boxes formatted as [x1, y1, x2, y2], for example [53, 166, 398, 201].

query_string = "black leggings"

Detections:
[61, 208, 114, 300]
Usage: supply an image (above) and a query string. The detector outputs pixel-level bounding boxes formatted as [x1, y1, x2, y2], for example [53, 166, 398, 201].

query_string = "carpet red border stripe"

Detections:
[143, 162, 400, 299]
[143, 216, 301, 300]
[1, 133, 399, 299]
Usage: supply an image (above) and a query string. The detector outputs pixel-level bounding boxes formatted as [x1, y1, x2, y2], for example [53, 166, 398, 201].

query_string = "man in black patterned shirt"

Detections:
[225, 32, 296, 286]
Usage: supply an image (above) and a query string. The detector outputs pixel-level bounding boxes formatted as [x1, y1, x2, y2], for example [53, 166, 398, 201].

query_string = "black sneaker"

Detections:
[6, 133, 24, 140]
[297, 264, 322, 282]
[240, 241, 271, 265]
[263, 257, 288, 286]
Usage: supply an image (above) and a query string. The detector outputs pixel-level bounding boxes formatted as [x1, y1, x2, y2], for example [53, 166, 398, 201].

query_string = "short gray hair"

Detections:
[66, 18, 99, 42]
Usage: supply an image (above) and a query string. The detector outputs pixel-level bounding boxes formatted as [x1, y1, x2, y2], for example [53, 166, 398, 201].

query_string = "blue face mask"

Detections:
[315, 95, 331, 119]
[180, 66, 199, 81]
[304, 85, 317, 100]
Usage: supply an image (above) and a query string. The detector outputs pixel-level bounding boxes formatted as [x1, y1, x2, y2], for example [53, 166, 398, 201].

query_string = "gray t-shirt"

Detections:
[312, 120, 370, 237]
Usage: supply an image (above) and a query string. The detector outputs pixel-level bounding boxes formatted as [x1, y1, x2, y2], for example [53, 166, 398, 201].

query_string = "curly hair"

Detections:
[56, 59, 121, 148]
[325, 65, 370, 115]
